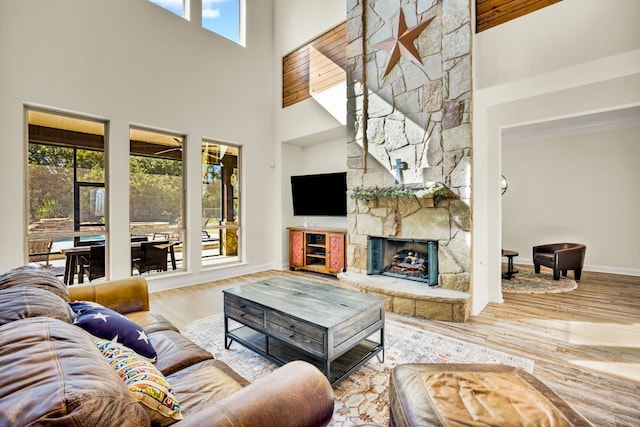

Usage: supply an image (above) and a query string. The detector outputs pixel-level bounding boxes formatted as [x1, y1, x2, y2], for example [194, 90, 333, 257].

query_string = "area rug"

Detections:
[183, 314, 535, 426]
[502, 268, 577, 294]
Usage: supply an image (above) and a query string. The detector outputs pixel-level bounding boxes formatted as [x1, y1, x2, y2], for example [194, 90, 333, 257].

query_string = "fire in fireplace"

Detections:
[367, 237, 438, 286]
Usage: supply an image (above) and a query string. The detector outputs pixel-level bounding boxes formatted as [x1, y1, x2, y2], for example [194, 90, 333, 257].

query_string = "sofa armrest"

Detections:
[67, 277, 150, 314]
[177, 361, 335, 427]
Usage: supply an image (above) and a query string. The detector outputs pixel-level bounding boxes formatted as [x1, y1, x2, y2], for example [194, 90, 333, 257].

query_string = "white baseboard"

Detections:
[147, 262, 281, 293]
[513, 257, 640, 277]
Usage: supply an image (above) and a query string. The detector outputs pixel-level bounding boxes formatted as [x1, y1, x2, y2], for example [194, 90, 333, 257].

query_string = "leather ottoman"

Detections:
[389, 363, 593, 426]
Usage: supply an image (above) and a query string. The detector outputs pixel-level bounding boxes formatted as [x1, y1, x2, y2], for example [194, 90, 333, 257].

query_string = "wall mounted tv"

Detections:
[291, 172, 347, 216]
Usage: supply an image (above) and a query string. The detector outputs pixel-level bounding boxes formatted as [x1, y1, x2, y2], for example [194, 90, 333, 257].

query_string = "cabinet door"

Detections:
[289, 230, 304, 269]
[327, 233, 345, 274]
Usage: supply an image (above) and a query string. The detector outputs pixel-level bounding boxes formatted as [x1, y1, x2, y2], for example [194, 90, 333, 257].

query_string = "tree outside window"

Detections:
[202, 140, 240, 266]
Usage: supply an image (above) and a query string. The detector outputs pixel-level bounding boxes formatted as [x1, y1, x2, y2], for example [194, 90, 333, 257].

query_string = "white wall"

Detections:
[472, 0, 640, 314]
[278, 138, 348, 267]
[502, 126, 640, 274]
[272, 0, 346, 145]
[0, 0, 276, 289]
[475, 0, 640, 89]
[284, 139, 348, 221]
[272, 0, 347, 267]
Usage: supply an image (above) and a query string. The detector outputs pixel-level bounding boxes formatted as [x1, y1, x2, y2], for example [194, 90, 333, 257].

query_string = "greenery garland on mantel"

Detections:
[351, 182, 448, 206]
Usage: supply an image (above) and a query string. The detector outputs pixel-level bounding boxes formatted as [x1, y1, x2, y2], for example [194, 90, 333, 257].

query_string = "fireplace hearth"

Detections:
[367, 237, 438, 286]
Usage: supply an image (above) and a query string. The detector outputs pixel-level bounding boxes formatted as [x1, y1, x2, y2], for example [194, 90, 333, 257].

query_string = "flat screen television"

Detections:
[291, 172, 347, 216]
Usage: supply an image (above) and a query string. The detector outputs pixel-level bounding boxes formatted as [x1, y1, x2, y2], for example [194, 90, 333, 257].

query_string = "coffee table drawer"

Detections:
[266, 312, 325, 357]
[335, 306, 384, 347]
[225, 295, 264, 329]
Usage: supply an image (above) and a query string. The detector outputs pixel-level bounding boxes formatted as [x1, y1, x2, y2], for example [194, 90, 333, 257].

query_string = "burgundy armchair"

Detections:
[533, 243, 586, 281]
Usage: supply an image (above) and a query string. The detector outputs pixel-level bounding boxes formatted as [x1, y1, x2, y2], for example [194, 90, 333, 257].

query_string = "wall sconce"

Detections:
[501, 175, 508, 195]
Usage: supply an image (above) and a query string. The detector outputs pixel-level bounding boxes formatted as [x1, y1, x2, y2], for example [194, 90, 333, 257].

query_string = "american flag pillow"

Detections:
[70, 301, 157, 361]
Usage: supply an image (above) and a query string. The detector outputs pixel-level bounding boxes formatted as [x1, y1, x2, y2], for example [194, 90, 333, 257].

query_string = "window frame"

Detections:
[129, 125, 186, 276]
[24, 105, 109, 280]
[147, 0, 186, 18]
[201, 0, 244, 45]
[201, 139, 242, 268]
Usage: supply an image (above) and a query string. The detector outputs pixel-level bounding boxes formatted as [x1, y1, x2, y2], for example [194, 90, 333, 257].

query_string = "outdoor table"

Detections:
[62, 241, 177, 286]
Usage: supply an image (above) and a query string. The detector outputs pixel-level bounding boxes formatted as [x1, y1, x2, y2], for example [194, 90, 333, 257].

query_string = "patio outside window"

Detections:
[129, 127, 185, 276]
[26, 108, 107, 284]
[202, 140, 240, 267]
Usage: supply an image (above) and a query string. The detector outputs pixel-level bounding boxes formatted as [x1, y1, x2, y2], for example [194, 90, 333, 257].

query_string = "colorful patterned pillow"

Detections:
[96, 340, 183, 426]
[70, 301, 157, 360]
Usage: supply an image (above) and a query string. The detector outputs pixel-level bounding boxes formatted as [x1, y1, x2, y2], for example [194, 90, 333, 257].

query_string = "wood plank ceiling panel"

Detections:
[476, 0, 562, 33]
[282, 22, 346, 108]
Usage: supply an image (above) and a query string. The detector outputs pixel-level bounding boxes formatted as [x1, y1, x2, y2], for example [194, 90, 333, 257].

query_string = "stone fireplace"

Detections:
[337, 0, 472, 321]
[367, 236, 438, 285]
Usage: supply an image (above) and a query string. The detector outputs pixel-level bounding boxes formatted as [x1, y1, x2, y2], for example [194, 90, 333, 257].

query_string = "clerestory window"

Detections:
[202, 0, 242, 44]
[148, 0, 243, 45]
[148, 0, 185, 18]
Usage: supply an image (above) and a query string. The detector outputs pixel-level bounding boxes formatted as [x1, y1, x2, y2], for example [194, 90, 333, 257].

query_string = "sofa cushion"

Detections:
[0, 265, 69, 302]
[0, 317, 149, 426]
[0, 287, 72, 326]
[70, 301, 157, 360]
[127, 311, 180, 334]
[166, 359, 249, 417]
[148, 329, 214, 376]
[97, 340, 183, 427]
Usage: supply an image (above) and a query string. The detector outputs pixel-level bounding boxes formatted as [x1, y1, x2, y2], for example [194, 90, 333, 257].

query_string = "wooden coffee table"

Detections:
[223, 276, 385, 386]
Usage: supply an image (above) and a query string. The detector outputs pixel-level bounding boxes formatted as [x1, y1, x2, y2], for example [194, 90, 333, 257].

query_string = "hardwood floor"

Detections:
[149, 267, 640, 426]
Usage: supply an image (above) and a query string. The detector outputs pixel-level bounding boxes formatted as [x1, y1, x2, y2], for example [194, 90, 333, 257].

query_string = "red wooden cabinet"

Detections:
[288, 227, 346, 276]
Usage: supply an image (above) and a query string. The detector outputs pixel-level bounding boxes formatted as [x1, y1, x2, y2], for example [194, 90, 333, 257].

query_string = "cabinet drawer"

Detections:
[224, 295, 264, 330]
[266, 312, 325, 357]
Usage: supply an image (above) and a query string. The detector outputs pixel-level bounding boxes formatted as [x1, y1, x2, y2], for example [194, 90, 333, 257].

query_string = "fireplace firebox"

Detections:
[367, 237, 438, 286]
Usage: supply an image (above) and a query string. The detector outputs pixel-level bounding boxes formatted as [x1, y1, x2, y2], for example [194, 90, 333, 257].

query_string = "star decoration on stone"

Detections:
[373, 9, 435, 78]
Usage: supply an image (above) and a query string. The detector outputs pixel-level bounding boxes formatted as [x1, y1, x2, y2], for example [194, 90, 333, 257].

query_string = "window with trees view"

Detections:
[26, 108, 107, 283]
[129, 127, 185, 275]
[202, 140, 240, 267]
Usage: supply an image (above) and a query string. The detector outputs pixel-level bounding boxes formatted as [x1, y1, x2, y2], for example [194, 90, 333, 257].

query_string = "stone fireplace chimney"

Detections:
[343, 0, 472, 295]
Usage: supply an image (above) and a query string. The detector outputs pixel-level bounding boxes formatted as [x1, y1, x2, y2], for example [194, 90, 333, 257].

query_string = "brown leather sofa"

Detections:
[0, 266, 334, 426]
[533, 243, 586, 281]
[389, 363, 593, 426]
